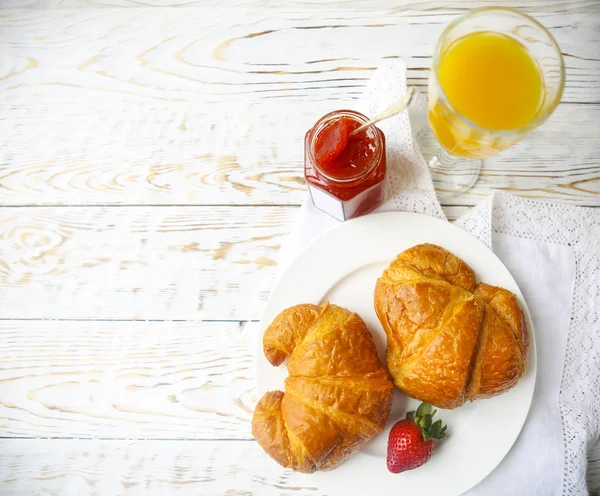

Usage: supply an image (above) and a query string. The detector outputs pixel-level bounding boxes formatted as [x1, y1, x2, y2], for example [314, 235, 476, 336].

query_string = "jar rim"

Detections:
[307, 109, 383, 184]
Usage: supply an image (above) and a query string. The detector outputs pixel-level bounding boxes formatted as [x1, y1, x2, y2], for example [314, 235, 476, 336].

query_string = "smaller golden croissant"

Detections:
[374, 243, 529, 409]
[252, 303, 394, 473]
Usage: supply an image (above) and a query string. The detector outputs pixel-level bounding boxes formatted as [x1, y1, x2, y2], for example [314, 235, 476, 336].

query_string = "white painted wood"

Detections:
[591, 444, 600, 496]
[2, 318, 597, 489]
[0, 8, 596, 105]
[0, 206, 295, 320]
[0, 320, 258, 439]
[1, 6, 598, 207]
[0, 204, 488, 321]
[441, 205, 469, 220]
[0, 98, 598, 207]
[0, 439, 328, 496]
[0, 439, 598, 495]
[0, 0, 599, 493]
[3, 0, 600, 13]
[0, 97, 330, 207]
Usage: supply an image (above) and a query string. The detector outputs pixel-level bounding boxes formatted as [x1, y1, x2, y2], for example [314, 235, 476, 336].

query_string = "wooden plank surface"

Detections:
[0, 439, 327, 496]
[1, 7, 599, 207]
[592, 447, 600, 496]
[1, 8, 597, 104]
[0, 320, 257, 439]
[2, 8, 599, 207]
[2, 318, 599, 487]
[3, 0, 600, 12]
[0, 206, 294, 320]
[0, 205, 471, 320]
[0, 98, 598, 207]
[0, 439, 599, 496]
[1, 0, 599, 494]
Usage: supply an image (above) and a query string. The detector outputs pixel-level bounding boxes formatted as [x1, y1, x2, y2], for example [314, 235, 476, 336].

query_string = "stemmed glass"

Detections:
[418, 7, 565, 198]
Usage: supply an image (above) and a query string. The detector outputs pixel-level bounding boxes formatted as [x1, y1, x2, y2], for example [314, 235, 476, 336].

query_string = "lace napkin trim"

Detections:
[456, 192, 600, 495]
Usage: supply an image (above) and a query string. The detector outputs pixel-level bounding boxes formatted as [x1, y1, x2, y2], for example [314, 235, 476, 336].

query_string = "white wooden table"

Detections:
[1, 1, 599, 494]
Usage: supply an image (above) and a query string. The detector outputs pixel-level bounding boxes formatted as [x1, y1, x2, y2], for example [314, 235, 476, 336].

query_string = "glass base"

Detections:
[416, 126, 482, 200]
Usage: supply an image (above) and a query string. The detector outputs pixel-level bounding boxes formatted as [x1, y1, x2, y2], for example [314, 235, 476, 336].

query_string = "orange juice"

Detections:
[429, 31, 545, 158]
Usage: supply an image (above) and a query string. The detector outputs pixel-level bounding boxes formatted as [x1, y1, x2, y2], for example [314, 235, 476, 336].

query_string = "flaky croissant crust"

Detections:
[374, 243, 529, 409]
[252, 303, 394, 473]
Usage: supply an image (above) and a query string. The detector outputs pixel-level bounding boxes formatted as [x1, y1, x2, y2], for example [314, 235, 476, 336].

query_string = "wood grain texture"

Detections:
[0, 439, 328, 496]
[0, 438, 598, 496]
[0, 97, 325, 207]
[2, 318, 598, 476]
[0, 8, 597, 105]
[0, 97, 599, 206]
[3, 0, 600, 12]
[0, 206, 294, 320]
[0, 205, 470, 321]
[0, 320, 258, 439]
[1, 7, 599, 207]
[1, 0, 599, 493]
[591, 445, 600, 496]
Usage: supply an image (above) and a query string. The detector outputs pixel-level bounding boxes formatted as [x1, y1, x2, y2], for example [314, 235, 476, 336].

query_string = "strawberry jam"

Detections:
[305, 110, 386, 221]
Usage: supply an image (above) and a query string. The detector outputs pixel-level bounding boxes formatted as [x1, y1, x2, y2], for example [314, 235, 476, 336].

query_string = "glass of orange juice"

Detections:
[423, 7, 565, 196]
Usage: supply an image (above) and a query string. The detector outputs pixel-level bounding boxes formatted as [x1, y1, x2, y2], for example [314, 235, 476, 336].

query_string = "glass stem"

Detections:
[429, 147, 460, 169]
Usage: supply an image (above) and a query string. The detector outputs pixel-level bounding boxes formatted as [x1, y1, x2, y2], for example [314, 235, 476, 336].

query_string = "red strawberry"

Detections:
[386, 402, 447, 474]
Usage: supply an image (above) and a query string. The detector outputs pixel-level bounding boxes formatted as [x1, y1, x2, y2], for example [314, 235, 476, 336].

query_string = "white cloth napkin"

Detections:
[281, 61, 444, 269]
[279, 61, 600, 495]
[456, 193, 600, 496]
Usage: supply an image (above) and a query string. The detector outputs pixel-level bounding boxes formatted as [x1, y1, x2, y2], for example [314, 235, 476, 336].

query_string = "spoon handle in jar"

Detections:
[348, 86, 417, 137]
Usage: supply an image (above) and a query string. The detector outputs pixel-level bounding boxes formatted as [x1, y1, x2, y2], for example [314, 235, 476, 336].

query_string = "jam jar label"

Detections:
[308, 180, 387, 222]
[307, 183, 345, 221]
[304, 110, 387, 222]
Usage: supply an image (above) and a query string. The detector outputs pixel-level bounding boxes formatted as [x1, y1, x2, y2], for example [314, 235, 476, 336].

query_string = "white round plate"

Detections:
[256, 211, 536, 496]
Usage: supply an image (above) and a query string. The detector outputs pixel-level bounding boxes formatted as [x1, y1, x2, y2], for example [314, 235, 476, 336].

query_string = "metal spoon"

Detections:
[349, 86, 417, 138]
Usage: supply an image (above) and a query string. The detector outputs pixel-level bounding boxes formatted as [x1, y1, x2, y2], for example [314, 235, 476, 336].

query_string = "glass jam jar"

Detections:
[304, 110, 386, 221]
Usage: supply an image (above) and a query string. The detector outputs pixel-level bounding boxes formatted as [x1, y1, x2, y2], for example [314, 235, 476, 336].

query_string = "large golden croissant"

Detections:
[374, 243, 529, 409]
[252, 303, 394, 473]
